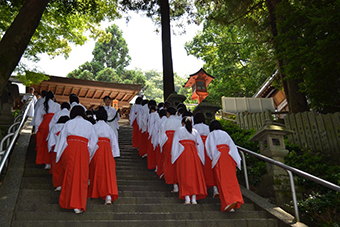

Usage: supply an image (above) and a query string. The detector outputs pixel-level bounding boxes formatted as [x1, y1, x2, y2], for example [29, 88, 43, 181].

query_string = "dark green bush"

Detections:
[285, 146, 340, 227]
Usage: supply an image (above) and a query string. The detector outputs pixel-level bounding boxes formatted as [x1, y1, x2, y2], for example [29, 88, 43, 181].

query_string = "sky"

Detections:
[34, 12, 205, 79]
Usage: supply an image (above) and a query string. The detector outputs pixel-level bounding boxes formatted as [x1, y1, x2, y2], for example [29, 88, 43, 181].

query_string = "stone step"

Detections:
[11, 127, 279, 227]
[17, 203, 256, 213]
[18, 195, 223, 205]
[20, 189, 178, 198]
[21, 182, 173, 191]
[15, 210, 268, 221]
[12, 219, 277, 227]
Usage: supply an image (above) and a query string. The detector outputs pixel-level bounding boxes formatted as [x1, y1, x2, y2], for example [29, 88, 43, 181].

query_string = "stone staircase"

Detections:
[11, 125, 279, 227]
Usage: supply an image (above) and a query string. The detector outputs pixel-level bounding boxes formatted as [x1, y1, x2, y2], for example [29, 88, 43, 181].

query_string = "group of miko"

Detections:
[130, 97, 244, 212]
[31, 90, 120, 214]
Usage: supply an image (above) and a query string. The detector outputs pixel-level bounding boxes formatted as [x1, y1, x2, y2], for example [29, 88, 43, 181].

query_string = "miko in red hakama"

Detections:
[88, 137, 118, 202]
[132, 120, 139, 148]
[138, 131, 148, 157]
[201, 135, 215, 188]
[147, 135, 156, 170]
[162, 130, 177, 184]
[156, 145, 164, 177]
[35, 113, 54, 165]
[214, 144, 244, 211]
[59, 136, 90, 211]
[175, 140, 207, 201]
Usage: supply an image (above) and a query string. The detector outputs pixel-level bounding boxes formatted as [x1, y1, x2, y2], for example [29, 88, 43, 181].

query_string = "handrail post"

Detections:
[286, 170, 300, 222]
[239, 151, 249, 189]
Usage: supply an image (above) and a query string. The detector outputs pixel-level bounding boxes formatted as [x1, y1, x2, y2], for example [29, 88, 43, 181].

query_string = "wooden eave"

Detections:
[31, 76, 142, 109]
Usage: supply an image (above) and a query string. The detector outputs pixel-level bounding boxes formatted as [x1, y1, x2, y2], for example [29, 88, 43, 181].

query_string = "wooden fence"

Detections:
[236, 111, 340, 154]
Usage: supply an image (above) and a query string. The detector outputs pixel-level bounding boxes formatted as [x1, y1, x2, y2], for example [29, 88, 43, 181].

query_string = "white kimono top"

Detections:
[137, 105, 149, 133]
[148, 111, 159, 140]
[152, 116, 167, 149]
[21, 93, 37, 117]
[171, 126, 205, 165]
[129, 104, 141, 126]
[34, 99, 60, 133]
[31, 97, 45, 129]
[70, 102, 87, 112]
[55, 116, 98, 162]
[104, 105, 119, 131]
[93, 120, 120, 159]
[159, 115, 182, 149]
[205, 129, 242, 170]
[193, 123, 210, 136]
[49, 108, 70, 131]
[47, 123, 65, 153]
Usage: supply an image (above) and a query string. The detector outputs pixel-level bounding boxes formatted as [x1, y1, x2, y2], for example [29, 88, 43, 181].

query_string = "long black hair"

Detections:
[96, 106, 108, 121]
[70, 106, 85, 119]
[194, 112, 205, 124]
[182, 116, 192, 133]
[57, 115, 70, 124]
[209, 119, 223, 132]
[44, 91, 54, 113]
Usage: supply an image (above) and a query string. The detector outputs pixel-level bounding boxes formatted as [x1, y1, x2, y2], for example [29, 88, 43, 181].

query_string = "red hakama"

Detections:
[147, 136, 156, 170]
[138, 132, 148, 157]
[49, 132, 64, 188]
[214, 144, 244, 211]
[59, 136, 90, 211]
[176, 140, 207, 200]
[132, 120, 139, 148]
[156, 145, 164, 177]
[88, 137, 118, 201]
[163, 130, 177, 184]
[201, 135, 216, 188]
[35, 113, 54, 164]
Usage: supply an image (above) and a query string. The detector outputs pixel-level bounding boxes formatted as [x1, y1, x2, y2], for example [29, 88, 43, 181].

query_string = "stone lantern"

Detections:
[250, 120, 294, 206]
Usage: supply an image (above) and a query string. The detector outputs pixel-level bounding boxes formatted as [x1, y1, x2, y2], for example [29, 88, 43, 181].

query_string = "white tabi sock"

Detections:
[173, 184, 179, 192]
[191, 195, 197, 203]
[213, 186, 219, 194]
[185, 196, 190, 203]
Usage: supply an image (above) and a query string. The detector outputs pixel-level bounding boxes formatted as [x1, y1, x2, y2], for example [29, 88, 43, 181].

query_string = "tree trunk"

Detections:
[266, 0, 309, 113]
[159, 0, 175, 101]
[0, 0, 50, 96]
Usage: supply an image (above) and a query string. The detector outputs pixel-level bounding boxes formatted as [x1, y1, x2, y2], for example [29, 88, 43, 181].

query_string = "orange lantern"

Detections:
[183, 68, 214, 103]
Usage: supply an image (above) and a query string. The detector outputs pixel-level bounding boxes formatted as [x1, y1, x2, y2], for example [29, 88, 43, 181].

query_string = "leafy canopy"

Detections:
[0, 0, 120, 62]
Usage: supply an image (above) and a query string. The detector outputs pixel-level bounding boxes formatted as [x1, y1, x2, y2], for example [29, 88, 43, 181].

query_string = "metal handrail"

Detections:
[237, 145, 340, 222]
[7, 122, 20, 134]
[0, 133, 14, 156]
[0, 97, 33, 175]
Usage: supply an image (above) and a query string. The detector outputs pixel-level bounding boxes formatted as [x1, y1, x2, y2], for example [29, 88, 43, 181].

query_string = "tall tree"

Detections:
[193, 0, 310, 113]
[275, 0, 340, 113]
[119, 0, 193, 101]
[92, 24, 131, 75]
[0, 0, 50, 96]
[0, 0, 119, 96]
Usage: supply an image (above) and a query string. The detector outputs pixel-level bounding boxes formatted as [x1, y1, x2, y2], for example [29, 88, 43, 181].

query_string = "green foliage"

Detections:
[0, 0, 119, 61]
[95, 68, 122, 83]
[142, 70, 192, 103]
[92, 24, 131, 75]
[285, 147, 340, 226]
[16, 71, 50, 86]
[275, 0, 340, 113]
[185, 20, 276, 105]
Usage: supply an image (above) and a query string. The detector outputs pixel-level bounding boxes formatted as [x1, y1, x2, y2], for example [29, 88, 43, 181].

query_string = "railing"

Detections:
[0, 97, 33, 175]
[237, 145, 340, 223]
